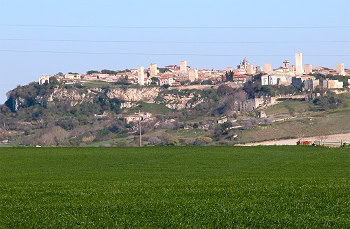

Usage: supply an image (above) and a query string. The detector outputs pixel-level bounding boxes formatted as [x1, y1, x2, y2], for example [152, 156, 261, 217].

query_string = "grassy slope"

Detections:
[265, 100, 311, 116]
[241, 95, 350, 143]
[81, 81, 113, 88]
[1, 147, 350, 228]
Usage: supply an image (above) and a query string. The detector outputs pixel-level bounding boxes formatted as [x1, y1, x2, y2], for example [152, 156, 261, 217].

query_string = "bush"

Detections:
[194, 137, 213, 145]
[167, 138, 179, 146]
[148, 136, 162, 146]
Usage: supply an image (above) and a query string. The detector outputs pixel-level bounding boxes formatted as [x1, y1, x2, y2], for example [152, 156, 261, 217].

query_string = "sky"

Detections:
[0, 0, 349, 103]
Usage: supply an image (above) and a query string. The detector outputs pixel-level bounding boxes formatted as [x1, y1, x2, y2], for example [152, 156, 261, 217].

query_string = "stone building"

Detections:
[304, 64, 313, 75]
[188, 69, 199, 82]
[237, 58, 249, 71]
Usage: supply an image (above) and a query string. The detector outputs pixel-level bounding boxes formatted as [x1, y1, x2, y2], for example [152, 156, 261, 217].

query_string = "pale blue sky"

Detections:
[0, 0, 349, 103]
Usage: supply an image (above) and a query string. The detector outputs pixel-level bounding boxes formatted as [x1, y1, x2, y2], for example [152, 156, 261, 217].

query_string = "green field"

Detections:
[1, 147, 350, 228]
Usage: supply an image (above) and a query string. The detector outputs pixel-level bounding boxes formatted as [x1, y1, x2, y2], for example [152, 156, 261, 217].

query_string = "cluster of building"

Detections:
[136, 61, 223, 86]
[256, 53, 348, 90]
[39, 72, 129, 85]
[39, 60, 224, 86]
[125, 112, 153, 124]
[39, 53, 349, 93]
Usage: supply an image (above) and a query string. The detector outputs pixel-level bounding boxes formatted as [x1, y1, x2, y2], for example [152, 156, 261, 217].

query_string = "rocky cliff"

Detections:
[5, 84, 162, 112]
[36, 88, 98, 107]
[107, 87, 160, 103]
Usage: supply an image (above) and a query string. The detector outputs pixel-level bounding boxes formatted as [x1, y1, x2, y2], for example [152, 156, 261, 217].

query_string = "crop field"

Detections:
[1, 146, 350, 228]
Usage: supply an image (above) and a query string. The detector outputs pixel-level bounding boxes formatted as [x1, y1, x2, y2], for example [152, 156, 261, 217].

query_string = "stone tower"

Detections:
[295, 53, 303, 76]
[336, 63, 345, 76]
[137, 66, 145, 86]
[180, 61, 188, 73]
[150, 64, 158, 77]
[264, 63, 272, 74]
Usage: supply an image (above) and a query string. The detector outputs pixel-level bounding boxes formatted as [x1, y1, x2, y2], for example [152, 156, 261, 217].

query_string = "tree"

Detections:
[49, 77, 59, 85]
[217, 85, 234, 96]
[313, 93, 343, 111]
[221, 122, 233, 130]
[101, 69, 117, 75]
[115, 76, 130, 85]
[151, 77, 160, 85]
[225, 71, 234, 82]
[87, 70, 100, 74]
[202, 80, 213, 85]
[316, 128, 329, 146]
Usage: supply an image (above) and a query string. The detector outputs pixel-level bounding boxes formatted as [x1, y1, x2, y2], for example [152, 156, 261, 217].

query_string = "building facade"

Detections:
[189, 69, 199, 82]
[304, 64, 313, 75]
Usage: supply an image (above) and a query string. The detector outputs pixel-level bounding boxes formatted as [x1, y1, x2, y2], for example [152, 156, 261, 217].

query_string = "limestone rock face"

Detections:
[36, 88, 97, 107]
[162, 92, 205, 110]
[107, 87, 160, 103]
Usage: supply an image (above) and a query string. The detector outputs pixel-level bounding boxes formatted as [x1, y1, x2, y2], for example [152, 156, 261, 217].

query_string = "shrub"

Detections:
[194, 137, 213, 145]
[167, 138, 180, 146]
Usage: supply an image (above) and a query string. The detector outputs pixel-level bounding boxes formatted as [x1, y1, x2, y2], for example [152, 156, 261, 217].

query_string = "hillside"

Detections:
[1, 80, 350, 146]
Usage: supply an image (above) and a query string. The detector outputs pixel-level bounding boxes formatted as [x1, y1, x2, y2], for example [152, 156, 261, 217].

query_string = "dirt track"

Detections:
[238, 132, 350, 146]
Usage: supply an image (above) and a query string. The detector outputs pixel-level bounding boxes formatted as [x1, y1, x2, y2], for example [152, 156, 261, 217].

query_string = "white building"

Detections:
[65, 73, 82, 80]
[159, 77, 175, 86]
[39, 75, 51, 85]
[327, 80, 344, 89]
[261, 75, 269, 86]
[261, 74, 292, 86]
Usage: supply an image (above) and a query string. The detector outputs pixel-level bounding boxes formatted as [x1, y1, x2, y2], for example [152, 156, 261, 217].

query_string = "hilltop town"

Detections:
[1, 53, 350, 147]
[39, 53, 349, 89]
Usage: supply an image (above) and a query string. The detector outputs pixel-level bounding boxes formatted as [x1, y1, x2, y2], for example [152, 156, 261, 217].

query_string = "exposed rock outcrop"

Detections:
[36, 88, 97, 106]
[107, 87, 160, 102]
